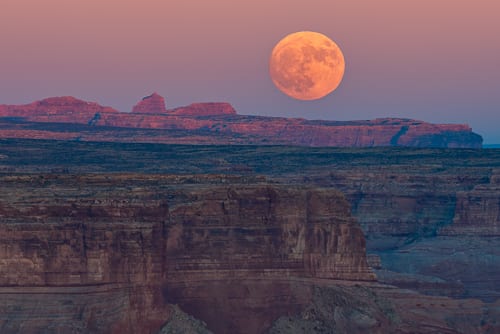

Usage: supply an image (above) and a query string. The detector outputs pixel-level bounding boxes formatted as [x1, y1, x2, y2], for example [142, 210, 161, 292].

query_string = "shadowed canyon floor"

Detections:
[0, 139, 499, 333]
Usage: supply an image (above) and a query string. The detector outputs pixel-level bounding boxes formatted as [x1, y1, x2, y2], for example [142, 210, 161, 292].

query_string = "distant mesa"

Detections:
[38, 96, 87, 107]
[132, 92, 236, 116]
[35, 96, 119, 114]
[0, 93, 483, 148]
[170, 102, 237, 116]
[0, 96, 118, 118]
[132, 92, 168, 114]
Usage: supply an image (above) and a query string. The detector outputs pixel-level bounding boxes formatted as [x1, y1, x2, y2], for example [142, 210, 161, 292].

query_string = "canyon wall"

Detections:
[0, 173, 373, 333]
[1, 140, 499, 333]
[441, 169, 500, 236]
[281, 152, 500, 301]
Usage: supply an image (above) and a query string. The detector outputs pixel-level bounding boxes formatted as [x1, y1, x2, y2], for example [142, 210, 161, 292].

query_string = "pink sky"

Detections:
[1, 0, 499, 143]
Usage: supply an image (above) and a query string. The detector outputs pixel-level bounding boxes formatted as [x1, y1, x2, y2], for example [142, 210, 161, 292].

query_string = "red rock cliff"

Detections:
[169, 102, 237, 116]
[0, 174, 374, 333]
[0, 96, 118, 121]
[0, 95, 483, 148]
[132, 93, 168, 114]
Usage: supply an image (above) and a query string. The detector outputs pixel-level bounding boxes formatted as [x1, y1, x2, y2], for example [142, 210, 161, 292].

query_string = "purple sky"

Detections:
[1, 0, 499, 143]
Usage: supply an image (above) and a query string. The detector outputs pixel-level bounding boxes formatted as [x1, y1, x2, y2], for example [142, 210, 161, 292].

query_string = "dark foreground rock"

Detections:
[268, 285, 500, 334]
[158, 305, 213, 334]
[0, 139, 499, 333]
[0, 172, 374, 333]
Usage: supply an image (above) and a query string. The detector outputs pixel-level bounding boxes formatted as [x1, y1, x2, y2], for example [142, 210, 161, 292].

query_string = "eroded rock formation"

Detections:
[132, 93, 168, 114]
[0, 174, 373, 333]
[1, 140, 499, 333]
[0, 94, 482, 147]
[170, 102, 237, 116]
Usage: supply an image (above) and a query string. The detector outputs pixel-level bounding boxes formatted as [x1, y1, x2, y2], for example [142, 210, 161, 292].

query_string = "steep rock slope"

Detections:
[0, 174, 373, 333]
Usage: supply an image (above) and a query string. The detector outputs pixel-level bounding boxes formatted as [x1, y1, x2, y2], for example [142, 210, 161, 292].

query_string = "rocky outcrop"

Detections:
[268, 285, 398, 334]
[440, 169, 500, 236]
[132, 93, 168, 114]
[170, 102, 237, 116]
[0, 96, 118, 124]
[0, 95, 482, 148]
[130, 93, 235, 116]
[0, 173, 374, 333]
[268, 285, 500, 334]
[158, 305, 213, 334]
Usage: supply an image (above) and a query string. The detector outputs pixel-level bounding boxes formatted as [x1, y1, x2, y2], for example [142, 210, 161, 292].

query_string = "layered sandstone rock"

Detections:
[440, 169, 500, 236]
[0, 95, 482, 148]
[277, 151, 500, 301]
[0, 174, 373, 333]
[268, 285, 500, 334]
[169, 102, 237, 116]
[1, 140, 499, 333]
[132, 93, 168, 114]
[0, 96, 118, 125]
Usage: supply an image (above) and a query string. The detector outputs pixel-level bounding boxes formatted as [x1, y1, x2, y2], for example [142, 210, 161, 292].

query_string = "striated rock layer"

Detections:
[1, 140, 499, 333]
[0, 94, 482, 147]
[0, 174, 373, 333]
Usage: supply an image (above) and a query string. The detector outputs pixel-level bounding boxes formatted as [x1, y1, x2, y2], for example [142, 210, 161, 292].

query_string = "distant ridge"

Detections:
[0, 93, 483, 148]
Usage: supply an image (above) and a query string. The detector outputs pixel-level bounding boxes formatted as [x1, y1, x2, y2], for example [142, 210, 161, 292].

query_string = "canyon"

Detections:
[0, 94, 482, 148]
[0, 173, 374, 333]
[0, 139, 499, 333]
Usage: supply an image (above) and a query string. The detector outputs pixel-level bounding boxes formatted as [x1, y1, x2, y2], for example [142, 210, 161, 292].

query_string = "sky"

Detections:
[1, 0, 499, 143]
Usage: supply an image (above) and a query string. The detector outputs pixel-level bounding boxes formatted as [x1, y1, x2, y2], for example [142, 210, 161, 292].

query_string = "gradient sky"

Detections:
[1, 0, 499, 143]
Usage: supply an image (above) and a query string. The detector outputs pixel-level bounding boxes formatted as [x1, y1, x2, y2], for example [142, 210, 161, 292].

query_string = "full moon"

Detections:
[269, 31, 345, 101]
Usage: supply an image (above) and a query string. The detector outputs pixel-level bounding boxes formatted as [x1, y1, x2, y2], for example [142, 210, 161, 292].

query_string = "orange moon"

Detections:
[269, 31, 345, 100]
